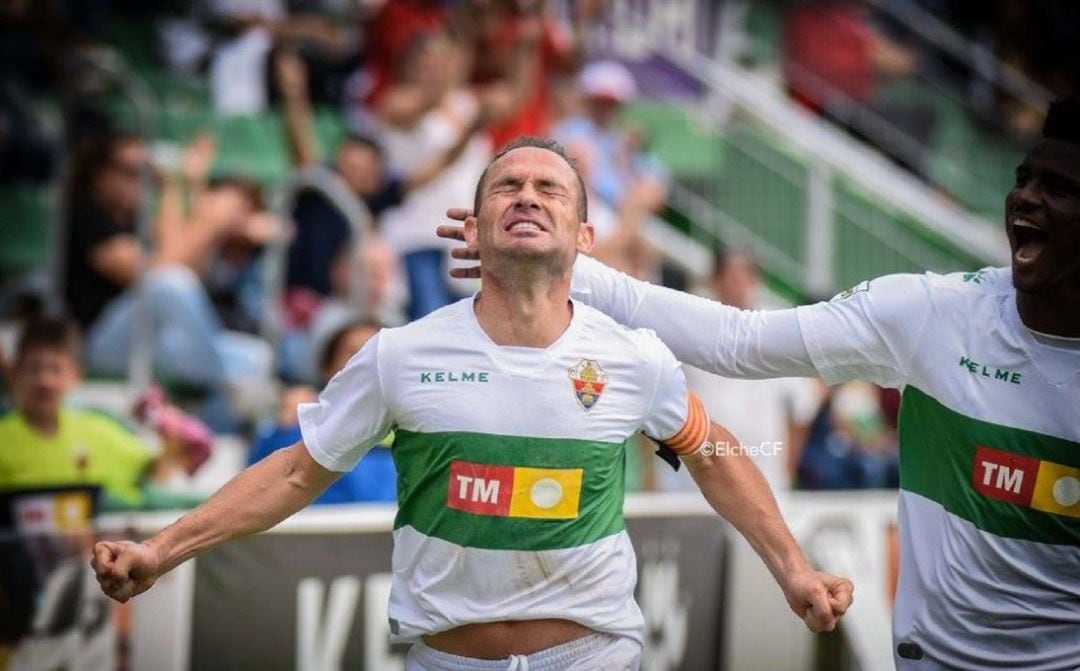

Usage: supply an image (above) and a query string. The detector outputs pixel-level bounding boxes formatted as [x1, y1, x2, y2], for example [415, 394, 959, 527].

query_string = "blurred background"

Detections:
[0, 1, 1073, 670]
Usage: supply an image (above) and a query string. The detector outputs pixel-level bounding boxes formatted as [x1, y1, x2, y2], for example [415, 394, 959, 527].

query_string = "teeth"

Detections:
[509, 221, 542, 232]
[1012, 218, 1041, 230]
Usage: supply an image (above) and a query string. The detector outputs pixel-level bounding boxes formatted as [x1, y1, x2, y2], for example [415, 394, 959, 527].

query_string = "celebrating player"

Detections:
[92, 137, 852, 670]
[435, 94, 1080, 670]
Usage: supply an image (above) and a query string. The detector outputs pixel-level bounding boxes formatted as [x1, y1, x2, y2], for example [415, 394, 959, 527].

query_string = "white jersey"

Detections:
[298, 297, 695, 644]
[572, 257, 1080, 670]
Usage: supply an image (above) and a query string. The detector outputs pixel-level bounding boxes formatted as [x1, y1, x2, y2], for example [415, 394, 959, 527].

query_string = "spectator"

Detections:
[369, 30, 510, 319]
[63, 131, 274, 426]
[201, 176, 280, 335]
[360, 0, 448, 113]
[798, 381, 900, 490]
[276, 49, 416, 301]
[553, 60, 670, 210]
[658, 249, 822, 494]
[248, 316, 396, 503]
[463, 0, 599, 150]
[563, 139, 664, 279]
[782, 0, 935, 178]
[0, 318, 196, 509]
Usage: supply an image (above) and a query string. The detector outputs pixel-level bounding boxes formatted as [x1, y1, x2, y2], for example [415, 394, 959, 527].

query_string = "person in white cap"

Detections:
[553, 60, 669, 210]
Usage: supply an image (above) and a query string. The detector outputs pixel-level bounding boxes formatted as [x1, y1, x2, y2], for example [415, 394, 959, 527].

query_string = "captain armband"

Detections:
[652, 393, 710, 471]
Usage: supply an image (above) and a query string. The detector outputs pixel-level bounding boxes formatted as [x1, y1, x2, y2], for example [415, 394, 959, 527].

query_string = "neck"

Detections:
[22, 408, 61, 437]
[474, 269, 573, 347]
[1016, 282, 1080, 337]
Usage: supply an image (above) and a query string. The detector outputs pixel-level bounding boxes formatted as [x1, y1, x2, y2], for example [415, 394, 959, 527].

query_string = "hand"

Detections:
[437, 207, 480, 279]
[622, 177, 667, 214]
[181, 133, 217, 184]
[781, 570, 854, 633]
[91, 540, 165, 603]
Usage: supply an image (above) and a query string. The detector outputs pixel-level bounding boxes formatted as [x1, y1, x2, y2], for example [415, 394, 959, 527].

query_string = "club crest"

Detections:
[568, 359, 608, 410]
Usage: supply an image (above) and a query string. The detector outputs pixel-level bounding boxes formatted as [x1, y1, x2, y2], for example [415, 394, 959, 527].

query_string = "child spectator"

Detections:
[0, 318, 200, 509]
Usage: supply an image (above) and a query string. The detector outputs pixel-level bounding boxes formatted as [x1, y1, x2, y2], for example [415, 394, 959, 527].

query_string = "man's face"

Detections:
[337, 143, 382, 197]
[95, 140, 146, 215]
[468, 147, 592, 275]
[12, 347, 80, 422]
[711, 254, 760, 310]
[1005, 139, 1080, 293]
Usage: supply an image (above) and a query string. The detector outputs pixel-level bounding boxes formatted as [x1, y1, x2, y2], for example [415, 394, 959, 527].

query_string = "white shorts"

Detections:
[405, 633, 642, 671]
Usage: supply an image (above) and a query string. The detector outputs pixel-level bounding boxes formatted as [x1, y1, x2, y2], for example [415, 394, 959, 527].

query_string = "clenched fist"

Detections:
[91, 540, 164, 603]
[782, 570, 855, 633]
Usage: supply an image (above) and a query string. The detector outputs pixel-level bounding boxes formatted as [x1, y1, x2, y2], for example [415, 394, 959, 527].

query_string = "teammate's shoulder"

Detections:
[922, 266, 1011, 298]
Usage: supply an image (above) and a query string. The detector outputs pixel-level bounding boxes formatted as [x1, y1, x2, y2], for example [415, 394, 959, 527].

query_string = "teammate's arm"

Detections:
[93, 442, 338, 603]
[675, 421, 853, 632]
[439, 211, 815, 379]
[439, 210, 933, 388]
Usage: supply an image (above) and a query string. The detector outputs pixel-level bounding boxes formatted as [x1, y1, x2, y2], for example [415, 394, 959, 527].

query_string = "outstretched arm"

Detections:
[680, 422, 853, 632]
[438, 211, 815, 378]
[92, 443, 339, 602]
[439, 209, 931, 388]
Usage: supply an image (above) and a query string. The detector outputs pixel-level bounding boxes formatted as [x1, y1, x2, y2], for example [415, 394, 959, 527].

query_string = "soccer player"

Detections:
[437, 94, 1080, 670]
[92, 138, 853, 669]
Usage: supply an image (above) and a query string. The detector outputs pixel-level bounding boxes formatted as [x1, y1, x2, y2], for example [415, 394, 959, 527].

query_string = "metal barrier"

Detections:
[261, 165, 376, 351]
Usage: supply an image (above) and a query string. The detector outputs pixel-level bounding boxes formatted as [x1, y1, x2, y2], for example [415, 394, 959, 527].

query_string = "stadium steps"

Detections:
[624, 101, 991, 299]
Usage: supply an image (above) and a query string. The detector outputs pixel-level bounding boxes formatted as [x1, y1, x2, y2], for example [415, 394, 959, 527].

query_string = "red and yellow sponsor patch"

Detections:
[972, 446, 1080, 518]
[447, 460, 583, 519]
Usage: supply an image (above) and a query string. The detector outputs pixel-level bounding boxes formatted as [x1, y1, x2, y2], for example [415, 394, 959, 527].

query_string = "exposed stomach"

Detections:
[422, 619, 595, 659]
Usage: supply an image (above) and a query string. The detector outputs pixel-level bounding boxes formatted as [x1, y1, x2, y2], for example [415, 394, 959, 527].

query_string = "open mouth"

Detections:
[505, 220, 546, 234]
[1011, 218, 1049, 265]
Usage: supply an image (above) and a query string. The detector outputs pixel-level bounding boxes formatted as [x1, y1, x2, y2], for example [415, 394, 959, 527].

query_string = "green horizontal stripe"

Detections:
[899, 386, 1080, 546]
[392, 430, 627, 551]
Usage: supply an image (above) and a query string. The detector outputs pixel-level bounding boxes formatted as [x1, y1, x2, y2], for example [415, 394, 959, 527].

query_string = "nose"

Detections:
[513, 181, 542, 210]
[1010, 179, 1041, 215]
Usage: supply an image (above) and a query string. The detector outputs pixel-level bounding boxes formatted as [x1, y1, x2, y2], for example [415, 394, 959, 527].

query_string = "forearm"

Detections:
[282, 92, 320, 168]
[146, 444, 334, 573]
[683, 423, 812, 583]
[571, 254, 817, 378]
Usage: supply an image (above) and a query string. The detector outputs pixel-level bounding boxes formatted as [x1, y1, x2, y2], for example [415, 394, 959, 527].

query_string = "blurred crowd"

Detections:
[0, 0, 905, 523]
[779, 0, 1080, 182]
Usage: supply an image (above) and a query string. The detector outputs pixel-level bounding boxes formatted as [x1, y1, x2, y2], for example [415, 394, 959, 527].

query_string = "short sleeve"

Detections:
[640, 335, 693, 442]
[298, 333, 394, 472]
[796, 273, 933, 388]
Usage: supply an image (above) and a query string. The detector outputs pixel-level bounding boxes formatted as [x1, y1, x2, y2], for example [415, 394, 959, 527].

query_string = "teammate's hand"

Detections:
[91, 540, 165, 603]
[782, 570, 854, 633]
[437, 208, 480, 279]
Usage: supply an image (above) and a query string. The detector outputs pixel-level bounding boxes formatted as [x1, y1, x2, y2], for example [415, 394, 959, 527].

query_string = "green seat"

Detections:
[0, 185, 50, 278]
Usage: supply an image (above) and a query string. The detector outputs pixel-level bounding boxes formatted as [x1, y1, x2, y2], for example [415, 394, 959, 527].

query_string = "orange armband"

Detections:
[662, 393, 710, 456]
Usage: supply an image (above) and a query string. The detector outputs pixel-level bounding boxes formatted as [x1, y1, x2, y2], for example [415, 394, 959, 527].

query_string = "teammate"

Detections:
[92, 138, 853, 670]
[436, 94, 1080, 670]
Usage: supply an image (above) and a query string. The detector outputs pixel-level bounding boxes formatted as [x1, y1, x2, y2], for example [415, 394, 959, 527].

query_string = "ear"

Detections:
[576, 221, 594, 254]
[464, 215, 479, 250]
